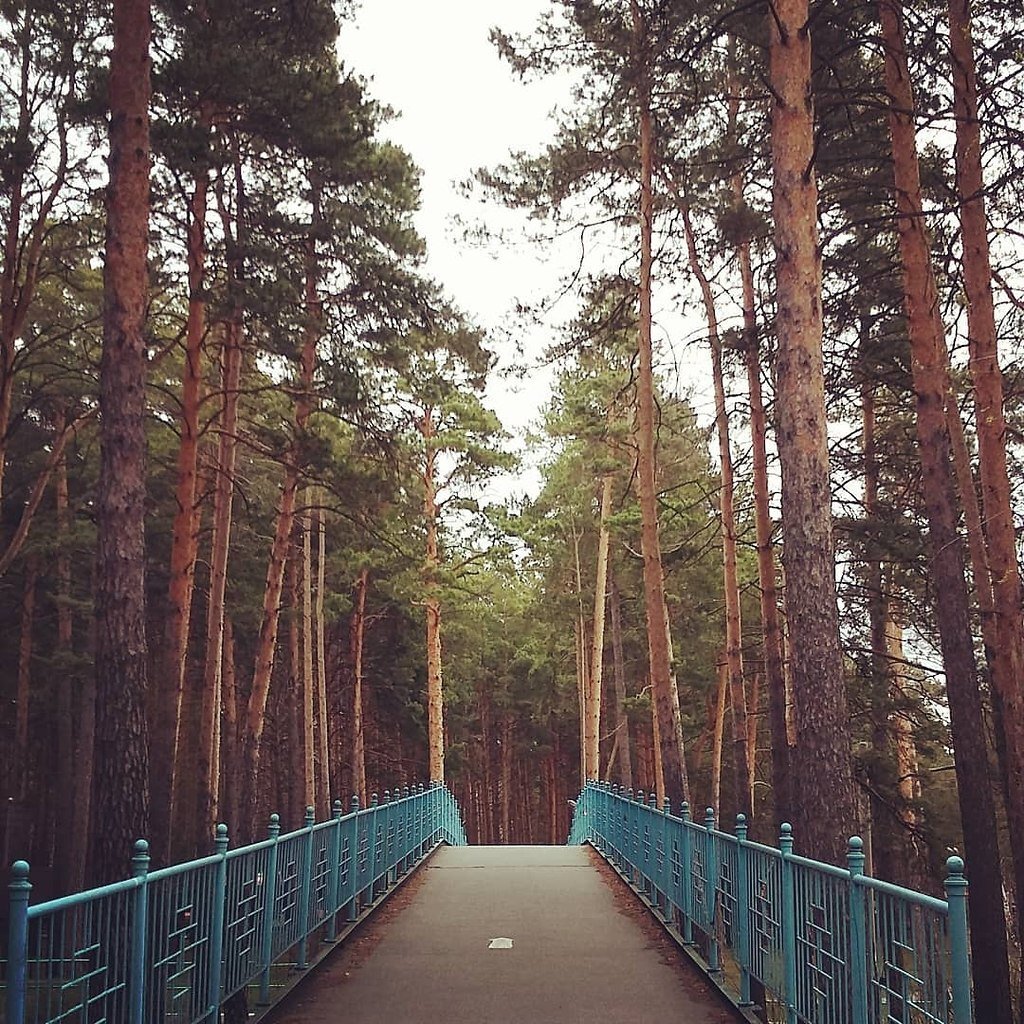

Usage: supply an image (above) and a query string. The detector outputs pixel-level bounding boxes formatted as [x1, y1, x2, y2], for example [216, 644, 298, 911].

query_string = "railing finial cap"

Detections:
[10, 859, 29, 879]
[780, 822, 793, 837]
[216, 823, 229, 838]
[133, 838, 149, 854]
[736, 813, 747, 825]
[946, 855, 965, 875]
[848, 835, 864, 852]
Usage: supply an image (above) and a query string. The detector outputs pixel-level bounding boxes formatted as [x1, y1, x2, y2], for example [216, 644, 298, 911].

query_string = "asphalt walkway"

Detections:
[271, 845, 738, 1023]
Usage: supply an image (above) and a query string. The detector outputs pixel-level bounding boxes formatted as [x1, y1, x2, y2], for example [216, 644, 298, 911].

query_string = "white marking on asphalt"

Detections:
[488, 937, 513, 949]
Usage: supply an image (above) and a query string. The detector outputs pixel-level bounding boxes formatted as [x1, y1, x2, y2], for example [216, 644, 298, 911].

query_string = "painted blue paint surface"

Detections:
[3, 783, 466, 1024]
[568, 781, 973, 1024]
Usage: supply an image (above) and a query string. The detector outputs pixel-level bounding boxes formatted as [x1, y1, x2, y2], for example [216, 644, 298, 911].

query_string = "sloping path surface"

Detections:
[271, 845, 738, 1023]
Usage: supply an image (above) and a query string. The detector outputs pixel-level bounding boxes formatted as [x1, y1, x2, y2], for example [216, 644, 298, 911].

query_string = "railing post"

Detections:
[368, 793, 379, 902]
[661, 797, 672, 918]
[779, 823, 798, 1024]
[647, 793, 659, 899]
[398, 788, 409, 873]
[945, 856, 972, 1024]
[348, 795, 361, 922]
[704, 808, 721, 975]
[205, 824, 229, 1024]
[326, 799, 344, 941]
[258, 813, 281, 1005]
[297, 806, 315, 969]
[846, 836, 869, 1024]
[680, 802, 693, 945]
[128, 839, 150, 1024]
[383, 791, 395, 888]
[735, 814, 752, 1006]
[6, 860, 31, 1024]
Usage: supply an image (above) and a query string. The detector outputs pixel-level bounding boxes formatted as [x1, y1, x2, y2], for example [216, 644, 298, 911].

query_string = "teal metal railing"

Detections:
[3, 782, 467, 1024]
[569, 781, 972, 1024]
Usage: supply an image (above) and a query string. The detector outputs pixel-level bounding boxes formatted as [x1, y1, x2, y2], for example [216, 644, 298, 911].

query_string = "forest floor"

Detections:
[265, 844, 741, 1023]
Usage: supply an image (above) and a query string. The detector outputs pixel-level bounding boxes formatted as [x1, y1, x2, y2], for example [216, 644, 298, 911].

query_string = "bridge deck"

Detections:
[271, 845, 738, 1023]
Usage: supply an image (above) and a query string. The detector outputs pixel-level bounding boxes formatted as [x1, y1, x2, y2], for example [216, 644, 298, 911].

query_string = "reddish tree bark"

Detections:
[585, 475, 612, 781]
[630, 0, 689, 805]
[879, 2, 1012, 1013]
[154, 158, 209, 861]
[948, 0, 1024, 988]
[422, 407, 445, 783]
[768, 0, 858, 861]
[350, 567, 369, 806]
[681, 204, 752, 822]
[91, 0, 151, 883]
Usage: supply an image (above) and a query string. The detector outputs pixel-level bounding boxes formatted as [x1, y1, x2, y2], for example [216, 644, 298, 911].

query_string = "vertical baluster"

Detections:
[704, 809, 721, 975]
[204, 824, 229, 1023]
[680, 803, 694, 945]
[661, 797, 672, 919]
[296, 807, 316, 968]
[258, 814, 281, 1005]
[945, 856, 972, 1024]
[846, 837, 868, 1024]
[735, 814, 752, 1006]
[128, 840, 150, 1024]
[347, 795, 361, 922]
[387, 791, 397, 887]
[368, 794, 380, 901]
[6, 860, 31, 1024]
[647, 793, 658, 900]
[779, 823, 798, 1024]
[398, 788, 409, 873]
[326, 799, 344, 941]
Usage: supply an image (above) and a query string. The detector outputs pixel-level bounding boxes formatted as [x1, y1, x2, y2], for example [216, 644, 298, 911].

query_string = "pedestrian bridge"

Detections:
[3, 783, 974, 1024]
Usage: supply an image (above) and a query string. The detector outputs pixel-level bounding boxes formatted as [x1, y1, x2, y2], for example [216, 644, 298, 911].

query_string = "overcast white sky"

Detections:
[337, 2, 572, 475]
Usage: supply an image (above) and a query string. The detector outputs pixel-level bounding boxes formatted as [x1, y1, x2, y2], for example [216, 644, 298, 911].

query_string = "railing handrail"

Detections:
[4, 781, 469, 1024]
[568, 780, 972, 1024]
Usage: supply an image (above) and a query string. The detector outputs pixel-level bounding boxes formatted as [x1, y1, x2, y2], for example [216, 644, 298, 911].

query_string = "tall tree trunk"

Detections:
[571, 520, 588, 783]
[500, 715, 512, 843]
[220, 615, 238, 835]
[154, 160, 208, 863]
[287, 554, 305, 824]
[650, 696, 665, 804]
[172, 155, 244, 856]
[609, 577, 633, 789]
[350, 567, 368, 806]
[949, 0, 1024, 989]
[54, 422, 77, 891]
[737, 199, 790, 825]
[586, 476, 613, 781]
[884, 612, 930, 891]
[861, 330, 900, 883]
[422, 408, 444, 783]
[768, 0, 857, 861]
[91, 0, 151, 883]
[15, 555, 37, 798]
[175, 315, 240, 856]
[630, 0, 689, 805]
[879, 2, 1012, 1014]
[243, 189, 320, 823]
[480, 686, 495, 843]
[710, 657, 728, 818]
[315, 495, 331, 808]
[302, 495, 318, 810]
[300, 524, 315, 811]
[746, 671, 760, 800]
[681, 204, 752, 822]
